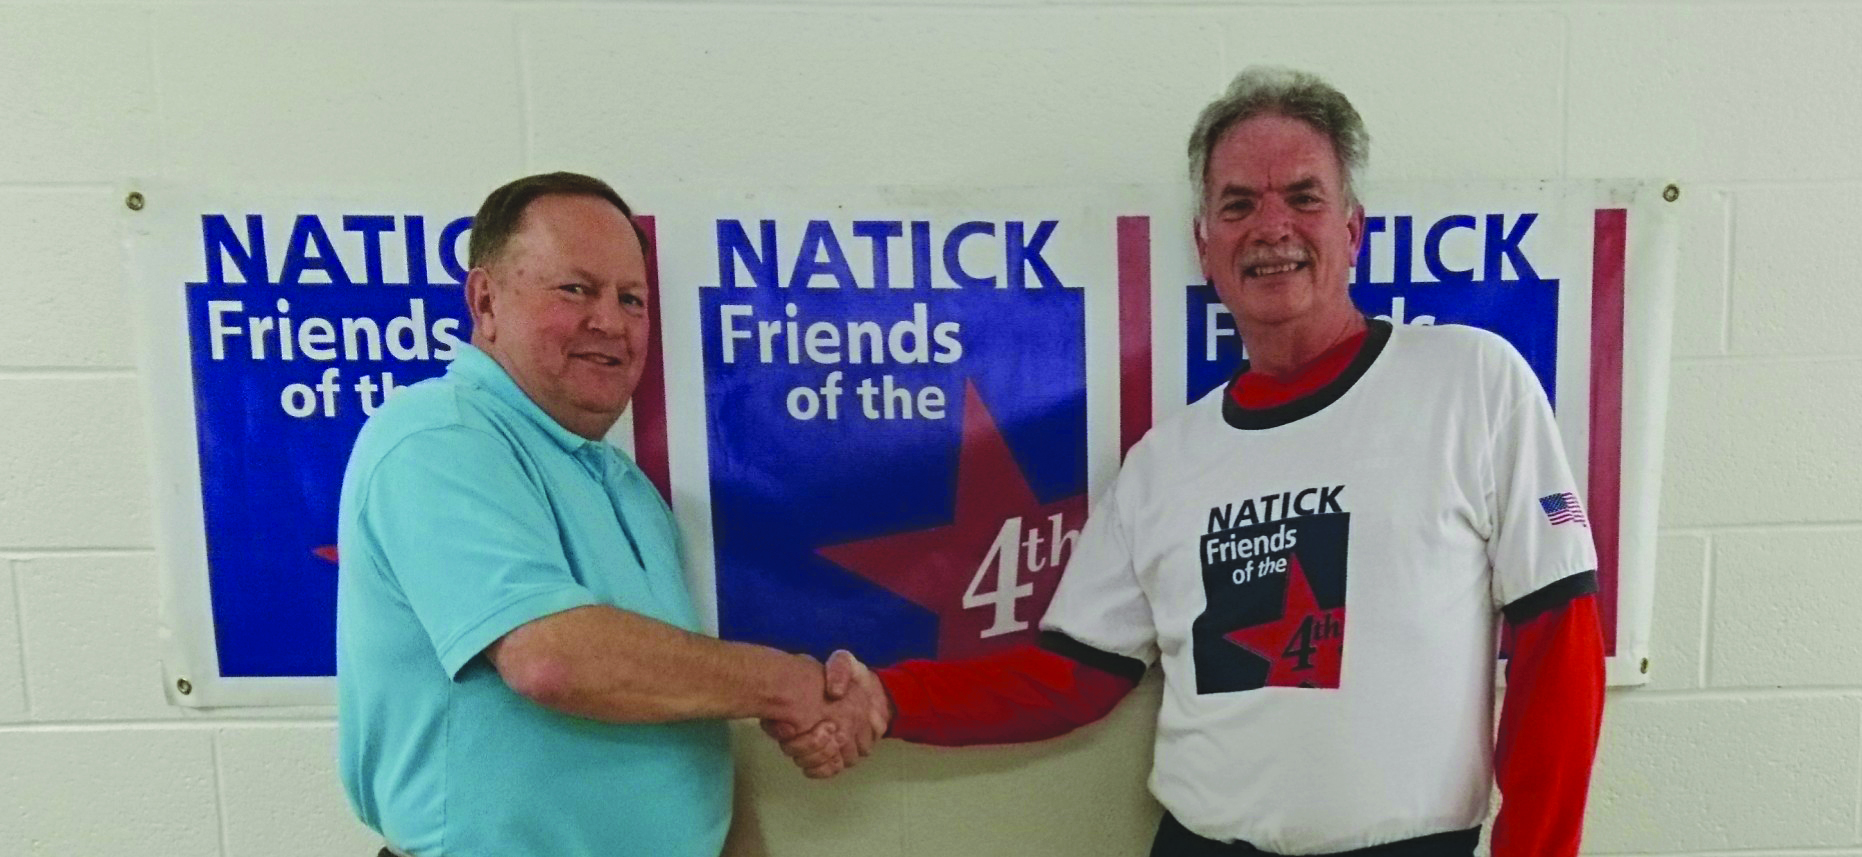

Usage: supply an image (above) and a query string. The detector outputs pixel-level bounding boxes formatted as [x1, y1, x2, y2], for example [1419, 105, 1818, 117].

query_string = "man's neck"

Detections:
[1236, 308, 1367, 380]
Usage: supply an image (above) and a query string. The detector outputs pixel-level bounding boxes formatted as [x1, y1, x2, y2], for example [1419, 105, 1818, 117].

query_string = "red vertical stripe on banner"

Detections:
[1117, 216, 1152, 459]
[1589, 209, 1626, 655]
[633, 215, 672, 504]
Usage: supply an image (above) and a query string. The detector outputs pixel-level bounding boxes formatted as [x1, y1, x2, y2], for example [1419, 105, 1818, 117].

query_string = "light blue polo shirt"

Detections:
[336, 343, 730, 857]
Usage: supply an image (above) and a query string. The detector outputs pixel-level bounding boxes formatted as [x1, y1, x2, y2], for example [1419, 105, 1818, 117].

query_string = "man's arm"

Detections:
[1478, 336, 1606, 854]
[880, 633, 1143, 746]
[351, 425, 872, 770]
[486, 604, 829, 727]
[772, 633, 1143, 775]
[1491, 581, 1606, 857]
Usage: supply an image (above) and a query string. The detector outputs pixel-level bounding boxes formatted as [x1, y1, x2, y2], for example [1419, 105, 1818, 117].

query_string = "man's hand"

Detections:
[762, 650, 892, 779]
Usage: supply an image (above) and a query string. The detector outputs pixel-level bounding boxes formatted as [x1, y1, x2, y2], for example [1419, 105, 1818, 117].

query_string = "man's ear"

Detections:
[465, 267, 496, 342]
[1346, 202, 1367, 265]
[1193, 216, 1213, 282]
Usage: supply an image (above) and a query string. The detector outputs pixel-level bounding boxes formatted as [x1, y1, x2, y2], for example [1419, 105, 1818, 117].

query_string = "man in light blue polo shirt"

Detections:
[336, 173, 886, 857]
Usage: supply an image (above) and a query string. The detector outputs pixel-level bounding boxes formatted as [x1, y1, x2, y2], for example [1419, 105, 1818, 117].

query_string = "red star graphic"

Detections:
[817, 381, 1087, 661]
[314, 545, 339, 564]
[1224, 554, 1345, 688]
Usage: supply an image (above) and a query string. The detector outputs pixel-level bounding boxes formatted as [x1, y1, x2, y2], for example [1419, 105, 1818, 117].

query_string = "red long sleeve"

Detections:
[1492, 593, 1606, 857]
[878, 642, 1141, 746]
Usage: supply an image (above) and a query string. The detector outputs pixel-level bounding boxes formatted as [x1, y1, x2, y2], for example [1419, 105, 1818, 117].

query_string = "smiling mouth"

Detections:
[576, 353, 626, 367]
[1245, 260, 1309, 278]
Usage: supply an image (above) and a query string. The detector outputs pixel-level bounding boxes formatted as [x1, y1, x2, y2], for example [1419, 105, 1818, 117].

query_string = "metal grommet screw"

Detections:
[176, 678, 193, 695]
[1639, 658, 1650, 674]
[125, 191, 146, 211]
[1662, 184, 1680, 203]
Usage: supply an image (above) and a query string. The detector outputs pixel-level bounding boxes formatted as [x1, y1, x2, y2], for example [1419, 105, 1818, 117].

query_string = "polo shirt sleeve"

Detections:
[1040, 484, 1160, 666]
[360, 425, 600, 678]
[1484, 342, 1600, 609]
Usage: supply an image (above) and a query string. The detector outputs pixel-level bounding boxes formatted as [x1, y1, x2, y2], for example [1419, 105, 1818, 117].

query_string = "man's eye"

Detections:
[621, 293, 646, 307]
[559, 284, 590, 296]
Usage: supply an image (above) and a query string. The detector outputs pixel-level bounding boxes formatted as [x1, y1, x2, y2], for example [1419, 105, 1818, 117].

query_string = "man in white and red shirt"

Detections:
[780, 66, 1605, 857]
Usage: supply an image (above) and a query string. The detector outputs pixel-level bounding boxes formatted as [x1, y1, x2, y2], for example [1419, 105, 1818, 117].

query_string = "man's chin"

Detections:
[1233, 296, 1315, 328]
[565, 389, 634, 422]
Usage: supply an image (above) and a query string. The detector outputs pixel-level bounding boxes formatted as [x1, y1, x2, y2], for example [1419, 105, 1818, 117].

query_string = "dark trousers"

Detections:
[1149, 813, 1479, 857]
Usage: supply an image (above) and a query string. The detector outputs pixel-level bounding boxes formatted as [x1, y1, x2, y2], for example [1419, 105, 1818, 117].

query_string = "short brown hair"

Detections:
[466, 171, 651, 269]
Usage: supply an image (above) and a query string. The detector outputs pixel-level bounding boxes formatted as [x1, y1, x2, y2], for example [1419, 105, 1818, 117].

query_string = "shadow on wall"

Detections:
[722, 673, 1166, 857]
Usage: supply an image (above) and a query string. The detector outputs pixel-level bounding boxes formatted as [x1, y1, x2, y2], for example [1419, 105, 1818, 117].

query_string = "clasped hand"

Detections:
[762, 650, 890, 779]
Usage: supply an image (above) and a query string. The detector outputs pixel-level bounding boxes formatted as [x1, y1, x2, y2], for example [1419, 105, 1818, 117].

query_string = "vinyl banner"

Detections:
[651, 190, 1114, 667]
[134, 181, 1671, 706]
[132, 189, 488, 705]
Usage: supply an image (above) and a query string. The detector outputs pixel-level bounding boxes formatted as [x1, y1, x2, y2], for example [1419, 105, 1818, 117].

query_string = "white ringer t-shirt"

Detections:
[1041, 321, 1598, 855]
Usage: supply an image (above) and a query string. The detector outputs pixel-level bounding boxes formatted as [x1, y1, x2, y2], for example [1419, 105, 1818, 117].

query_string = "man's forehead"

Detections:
[516, 195, 632, 239]
[507, 199, 639, 255]
[1208, 121, 1343, 192]
[1214, 174, 1329, 196]
[493, 233, 647, 293]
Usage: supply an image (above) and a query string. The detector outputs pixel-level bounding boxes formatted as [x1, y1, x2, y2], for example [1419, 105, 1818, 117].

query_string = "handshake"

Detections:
[761, 650, 892, 779]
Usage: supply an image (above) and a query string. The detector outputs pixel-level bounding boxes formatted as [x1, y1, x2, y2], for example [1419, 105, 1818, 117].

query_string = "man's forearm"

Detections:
[487, 605, 822, 726]
[878, 636, 1141, 746]
[1492, 591, 1606, 857]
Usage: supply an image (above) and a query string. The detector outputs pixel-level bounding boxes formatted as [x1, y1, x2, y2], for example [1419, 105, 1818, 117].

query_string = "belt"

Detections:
[1150, 813, 1480, 856]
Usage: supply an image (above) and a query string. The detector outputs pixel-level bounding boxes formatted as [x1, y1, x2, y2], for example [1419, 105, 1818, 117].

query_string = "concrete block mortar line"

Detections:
[1558, 7, 1570, 180]
[0, 367, 139, 379]
[145, 3, 169, 179]
[0, 181, 118, 192]
[1672, 354, 1862, 368]
[522, 0, 1584, 11]
[8, 558, 30, 717]
[0, 717, 335, 734]
[513, 6, 535, 170]
[1621, 688, 1862, 702]
[506, 0, 1437, 18]
[0, 547, 158, 559]
[1215, 13, 1227, 83]
[1659, 522, 1862, 537]
[211, 729, 232, 857]
[1698, 531, 1714, 688]
[1722, 187, 1737, 353]
[1669, 177, 1862, 189]
[1592, 849, 1862, 857]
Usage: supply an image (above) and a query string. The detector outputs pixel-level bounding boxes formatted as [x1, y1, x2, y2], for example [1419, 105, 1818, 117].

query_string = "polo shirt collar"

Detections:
[447, 343, 602, 455]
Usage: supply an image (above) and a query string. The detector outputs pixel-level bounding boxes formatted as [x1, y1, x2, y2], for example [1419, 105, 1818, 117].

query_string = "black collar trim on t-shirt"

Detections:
[1220, 318, 1393, 431]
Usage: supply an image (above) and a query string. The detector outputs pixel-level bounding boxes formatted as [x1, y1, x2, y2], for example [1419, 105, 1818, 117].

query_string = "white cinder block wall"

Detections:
[2, 2, 1856, 855]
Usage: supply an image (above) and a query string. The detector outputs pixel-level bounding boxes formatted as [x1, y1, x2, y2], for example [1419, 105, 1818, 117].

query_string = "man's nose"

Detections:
[1251, 198, 1295, 244]
[586, 292, 629, 335]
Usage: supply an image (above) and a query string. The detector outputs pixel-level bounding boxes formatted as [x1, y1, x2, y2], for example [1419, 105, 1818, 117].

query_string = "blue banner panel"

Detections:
[702, 221, 1088, 667]
[185, 215, 469, 676]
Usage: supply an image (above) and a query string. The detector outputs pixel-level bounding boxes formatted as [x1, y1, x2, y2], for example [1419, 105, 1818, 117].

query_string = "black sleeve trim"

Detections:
[1038, 631, 1148, 683]
[1503, 570, 1600, 626]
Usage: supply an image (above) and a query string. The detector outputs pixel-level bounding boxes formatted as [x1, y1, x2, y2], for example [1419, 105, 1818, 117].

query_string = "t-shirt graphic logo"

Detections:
[1222, 554, 1344, 688]
[1190, 490, 1349, 694]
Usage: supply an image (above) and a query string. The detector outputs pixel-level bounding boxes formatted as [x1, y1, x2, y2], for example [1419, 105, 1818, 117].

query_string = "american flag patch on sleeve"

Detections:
[1538, 492, 1588, 527]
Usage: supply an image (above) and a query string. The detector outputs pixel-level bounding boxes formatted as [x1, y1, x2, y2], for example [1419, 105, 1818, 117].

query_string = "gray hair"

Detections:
[1187, 66, 1370, 213]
